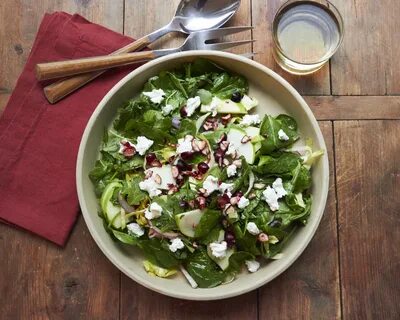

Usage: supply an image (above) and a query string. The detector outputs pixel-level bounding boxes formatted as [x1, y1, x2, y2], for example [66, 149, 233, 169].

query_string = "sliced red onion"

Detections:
[117, 192, 135, 213]
[244, 171, 255, 197]
[148, 221, 179, 240]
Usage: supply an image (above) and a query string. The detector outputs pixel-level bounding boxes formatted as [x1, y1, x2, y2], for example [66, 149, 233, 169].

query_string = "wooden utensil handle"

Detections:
[43, 35, 151, 104]
[36, 50, 156, 81]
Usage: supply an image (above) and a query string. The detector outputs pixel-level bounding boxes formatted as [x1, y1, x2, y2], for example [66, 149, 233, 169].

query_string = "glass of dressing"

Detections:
[272, 0, 344, 75]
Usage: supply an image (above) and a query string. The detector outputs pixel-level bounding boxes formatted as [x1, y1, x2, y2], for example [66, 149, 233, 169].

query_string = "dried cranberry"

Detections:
[149, 159, 162, 167]
[231, 91, 243, 103]
[180, 106, 188, 117]
[225, 231, 236, 247]
[234, 191, 243, 198]
[214, 148, 225, 161]
[217, 194, 230, 209]
[145, 152, 157, 164]
[196, 196, 207, 210]
[181, 151, 194, 161]
[197, 162, 209, 174]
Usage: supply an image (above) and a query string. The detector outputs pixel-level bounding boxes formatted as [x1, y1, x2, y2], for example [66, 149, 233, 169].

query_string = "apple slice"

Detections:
[207, 230, 235, 270]
[175, 209, 204, 238]
[100, 181, 124, 229]
[145, 165, 176, 190]
[200, 97, 247, 114]
[227, 127, 256, 164]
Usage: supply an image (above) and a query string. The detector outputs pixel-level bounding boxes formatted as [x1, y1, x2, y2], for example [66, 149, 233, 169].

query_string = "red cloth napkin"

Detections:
[0, 12, 136, 246]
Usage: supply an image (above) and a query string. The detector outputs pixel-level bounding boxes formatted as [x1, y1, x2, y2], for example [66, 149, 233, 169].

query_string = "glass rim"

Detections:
[272, 0, 345, 66]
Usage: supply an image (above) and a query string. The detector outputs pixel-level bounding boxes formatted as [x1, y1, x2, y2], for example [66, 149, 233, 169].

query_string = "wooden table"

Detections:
[1, 1, 399, 319]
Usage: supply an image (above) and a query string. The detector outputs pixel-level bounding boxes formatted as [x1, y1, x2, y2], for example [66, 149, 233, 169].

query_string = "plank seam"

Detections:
[332, 121, 344, 320]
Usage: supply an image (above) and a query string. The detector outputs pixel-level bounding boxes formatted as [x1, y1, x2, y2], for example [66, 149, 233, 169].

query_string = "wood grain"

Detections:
[0, 217, 120, 320]
[305, 96, 400, 120]
[331, 0, 400, 95]
[0, 0, 124, 111]
[251, 0, 331, 95]
[258, 122, 340, 320]
[335, 121, 400, 319]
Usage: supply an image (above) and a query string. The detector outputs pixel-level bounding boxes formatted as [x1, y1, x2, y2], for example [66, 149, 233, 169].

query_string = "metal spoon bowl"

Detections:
[148, 0, 241, 41]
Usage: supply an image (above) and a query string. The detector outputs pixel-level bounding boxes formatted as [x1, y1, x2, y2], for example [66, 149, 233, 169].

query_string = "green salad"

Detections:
[89, 59, 323, 288]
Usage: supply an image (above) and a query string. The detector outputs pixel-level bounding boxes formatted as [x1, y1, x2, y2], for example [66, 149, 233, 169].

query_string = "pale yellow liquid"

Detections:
[273, 2, 341, 74]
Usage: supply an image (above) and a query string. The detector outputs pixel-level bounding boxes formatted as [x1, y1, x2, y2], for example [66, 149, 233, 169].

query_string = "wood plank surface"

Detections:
[258, 122, 340, 320]
[0, 217, 120, 320]
[305, 96, 400, 120]
[0, 0, 124, 112]
[251, 0, 331, 95]
[331, 0, 400, 95]
[335, 121, 400, 319]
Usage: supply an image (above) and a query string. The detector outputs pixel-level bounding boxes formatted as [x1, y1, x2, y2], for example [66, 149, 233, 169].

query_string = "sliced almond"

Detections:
[241, 135, 252, 144]
[171, 166, 179, 178]
[153, 173, 162, 185]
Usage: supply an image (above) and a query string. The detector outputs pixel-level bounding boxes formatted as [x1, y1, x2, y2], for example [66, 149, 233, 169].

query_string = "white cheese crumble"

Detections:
[135, 136, 154, 155]
[272, 178, 287, 198]
[168, 238, 185, 252]
[203, 175, 219, 195]
[245, 260, 260, 273]
[144, 202, 163, 220]
[246, 222, 260, 235]
[143, 89, 165, 104]
[240, 114, 261, 126]
[118, 140, 135, 154]
[227, 164, 237, 177]
[278, 129, 290, 141]
[161, 104, 174, 116]
[126, 223, 145, 237]
[176, 135, 193, 154]
[262, 186, 280, 211]
[201, 96, 220, 116]
[186, 96, 201, 116]
[209, 241, 228, 258]
[226, 141, 238, 156]
[219, 182, 234, 194]
[238, 196, 250, 209]
[139, 178, 162, 198]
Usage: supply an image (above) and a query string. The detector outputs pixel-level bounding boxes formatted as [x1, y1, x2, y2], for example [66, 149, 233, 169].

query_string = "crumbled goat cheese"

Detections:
[139, 178, 162, 198]
[162, 104, 174, 115]
[246, 222, 260, 235]
[272, 177, 287, 198]
[143, 89, 165, 104]
[186, 96, 201, 116]
[278, 129, 290, 141]
[240, 114, 261, 126]
[245, 260, 260, 273]
[238, 196, 250, 209]
[135, 136, 154, 155]
[203, 175, 219, 195]
[209, 241, 228, 258]
[168, 238, 185, 252]
[262, 186, 280, 211]
[126, 223, 145, 237]
[144, 202, 163, 220]
[226, 141, 238, 156]
[227, 164, 237, 177]
[177, 135, 193, 154]
[219, 182, 234, 194]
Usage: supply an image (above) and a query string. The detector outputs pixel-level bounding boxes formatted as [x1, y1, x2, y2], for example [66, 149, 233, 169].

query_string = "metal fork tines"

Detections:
[155, 26, 255, 56]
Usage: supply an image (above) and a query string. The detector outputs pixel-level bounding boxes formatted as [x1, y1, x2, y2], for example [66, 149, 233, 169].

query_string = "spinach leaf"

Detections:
[259, 115, 299, 154]
[112, 230, 140, 245]
[290, 163, 312, 193]
[211, 73, 248, 99]
[120, 175, 148, 206]
[185, 250, 226, 288]
[140, 238, 180, 269]
[151, 197, 178, 232]
[233, 223, 261, 256]
[226, 251, 255, 274]
[255, 152, 301, 176]
[194, 209, 221, 238]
